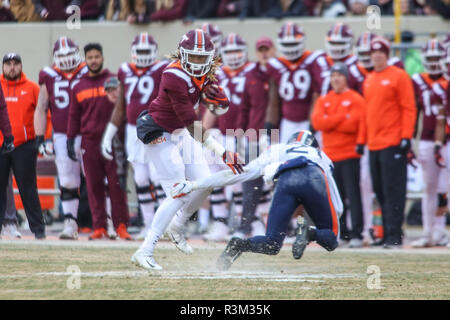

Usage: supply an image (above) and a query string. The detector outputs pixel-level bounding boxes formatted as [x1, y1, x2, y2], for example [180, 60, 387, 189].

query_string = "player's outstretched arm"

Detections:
[102, 84, 126, 160]
[171, 164, 263, 199]
[186, 121, 244, 175]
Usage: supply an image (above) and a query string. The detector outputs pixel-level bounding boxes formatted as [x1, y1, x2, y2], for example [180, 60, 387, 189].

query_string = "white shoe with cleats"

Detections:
[166, 224, 193, 255]
[2, 223, 22, 238]
[131, 251, 162, 270]
[59, 218, 78, 240]
[411, 237, 432, 248]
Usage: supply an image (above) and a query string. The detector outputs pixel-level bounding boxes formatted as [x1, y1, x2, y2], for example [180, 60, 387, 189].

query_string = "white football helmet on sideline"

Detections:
[131, 32, 158, 68]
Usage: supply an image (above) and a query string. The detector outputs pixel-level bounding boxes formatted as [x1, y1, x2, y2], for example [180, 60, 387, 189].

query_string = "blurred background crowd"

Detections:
[0, 0, 449, 23]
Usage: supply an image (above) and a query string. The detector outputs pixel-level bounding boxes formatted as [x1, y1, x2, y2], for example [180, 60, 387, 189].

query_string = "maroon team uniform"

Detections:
[266, 51, 329, 124]
[118, 60, 169, 126]
[39, 63, 87, 134]
[216, 62, 255, 136]
[149, 60, 215, 133]
[67, 69, 129, 230]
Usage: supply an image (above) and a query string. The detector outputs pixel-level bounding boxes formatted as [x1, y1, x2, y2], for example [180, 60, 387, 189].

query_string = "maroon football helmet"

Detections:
[221, 33, 247, 69]
[201, 23, 223, 56]
[53, 36, 81, 71]
[131, 32, 158, 68]
[325, 23, 354, 61]
[179, 29, 215, 77]
[356, 31, 377, 69]
[277, 22, 305, 61]
[422, 38, 445, 75]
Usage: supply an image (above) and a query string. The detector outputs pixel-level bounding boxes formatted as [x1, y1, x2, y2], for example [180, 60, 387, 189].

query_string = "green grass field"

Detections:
[0, 240, 449, 300]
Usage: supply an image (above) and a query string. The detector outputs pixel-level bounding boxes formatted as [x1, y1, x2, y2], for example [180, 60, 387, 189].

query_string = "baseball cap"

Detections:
[370, 36, 390, 56]
[104, 76, 119, 90]
[256, 37, 274, 50]
[3, 53, 22, 64]
[330, 62, 348, 79]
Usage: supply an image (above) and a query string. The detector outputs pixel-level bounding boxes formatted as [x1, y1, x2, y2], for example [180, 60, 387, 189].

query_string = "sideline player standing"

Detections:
[34, 37, 87, 240]
[357, 36, 416, 248]
[265, 22, 330, 144]
[67, 43, 131, 240]
[171, 130, 342, 270]
[411, 39, 449, 248]
[101, 33, 169, 240]
[129, 29, 242, 270]
[324, 23, 365, 94]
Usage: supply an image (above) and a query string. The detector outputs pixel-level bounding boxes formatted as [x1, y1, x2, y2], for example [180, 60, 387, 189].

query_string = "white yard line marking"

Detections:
[1, 239, 449, 254]
[0, 270, 368, 282]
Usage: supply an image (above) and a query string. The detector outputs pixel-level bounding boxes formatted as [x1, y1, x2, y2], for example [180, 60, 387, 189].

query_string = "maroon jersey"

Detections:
[216, 62, 255, 135]
[149, 60, 214, 133]
[326, 54, 365, 94]
[431, 79, 449, 141]
[67, 69, 115, 140]
[239, 62, 270, 136]
[38, 63, 88, 134]
[266, 50, 330, 123]
[117, 60, 169, 125]
[412, 73, 447, 141]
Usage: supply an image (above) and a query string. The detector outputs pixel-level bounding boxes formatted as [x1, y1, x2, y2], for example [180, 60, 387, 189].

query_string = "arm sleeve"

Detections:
[67, 87, 82, 139]
[398, 71, 417, 139]
[0, 86, 12, 137]
[311, 97, 345, 132]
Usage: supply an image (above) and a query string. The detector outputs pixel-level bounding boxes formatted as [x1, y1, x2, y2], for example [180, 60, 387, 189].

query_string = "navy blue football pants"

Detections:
[243, 164, 340, 255]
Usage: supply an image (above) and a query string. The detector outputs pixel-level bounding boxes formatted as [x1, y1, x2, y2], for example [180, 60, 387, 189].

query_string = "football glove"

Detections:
[434, 143, 446, 168]
[35, 135, 54, 158]
[222, 151, 244, 175]
[1, 135, 14, 154]
[171, 181, 194, 199]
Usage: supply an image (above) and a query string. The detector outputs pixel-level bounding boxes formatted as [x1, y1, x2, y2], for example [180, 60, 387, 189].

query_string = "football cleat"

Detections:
[292, 216, 311, 260]
[166, 223, 193, 255]
[116, 223, 132, 240]
[88, 228, 108, 240]
[217, 237, 244, 271]
[1, 223, 22, 239]
[131, 251, 163, 271]
[59, 217, 78, 240]
[411, 237, 432, 248]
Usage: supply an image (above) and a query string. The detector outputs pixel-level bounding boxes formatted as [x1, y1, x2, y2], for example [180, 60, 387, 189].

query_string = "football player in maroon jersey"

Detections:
[101, 33, 169, 240]
[130, 29, 240, 270]
[411, 39, 449, 248]
[34, 37, 87, 240]
[265, 22, 330, 144]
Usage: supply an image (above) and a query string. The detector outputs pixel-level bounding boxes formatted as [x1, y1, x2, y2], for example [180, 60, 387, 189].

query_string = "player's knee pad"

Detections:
[60, 187, 80, 201]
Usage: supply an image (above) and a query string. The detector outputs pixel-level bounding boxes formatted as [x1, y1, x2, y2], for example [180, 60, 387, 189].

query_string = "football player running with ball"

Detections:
[101, 33, 169, 240]
[171, 130, 343, 271]
[129, 29, 243, 270]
